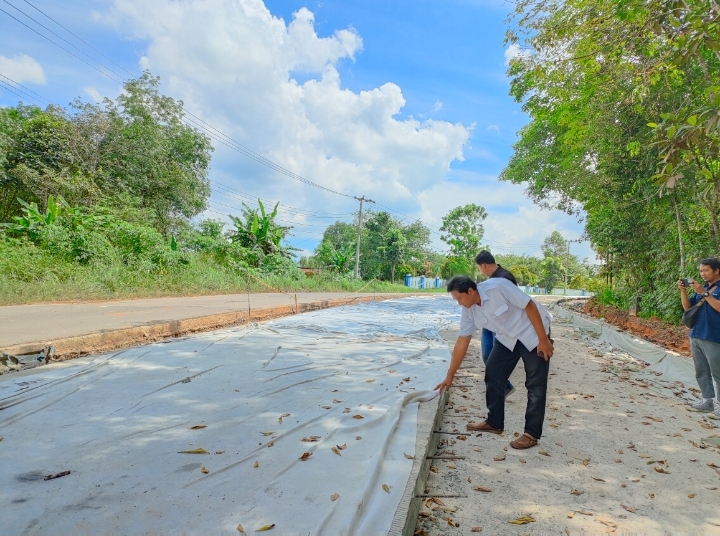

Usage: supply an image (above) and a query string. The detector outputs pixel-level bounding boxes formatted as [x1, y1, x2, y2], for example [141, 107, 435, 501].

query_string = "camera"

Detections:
[681, 278, 693, 287]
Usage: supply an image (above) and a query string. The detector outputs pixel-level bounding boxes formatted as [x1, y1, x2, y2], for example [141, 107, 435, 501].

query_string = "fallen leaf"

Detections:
[432, 498, 445, 506]
[356, 436, 362, 440]
[330, 493, 340, 502]
[43, 471, 70, 480]
[615, 459, 622, 463]
[368, 405, 374, 409]
[447, 518, 459, 527]
[592, 476, 605, 482]
[582, 459, 590, 466]
[567, 512, 575, 518]
[353, 415, 364, 419]
[403, 377, 411, 382]
[337, 443, 347, 450]
[299, 452, 312, 461]
[688, 493, 696, 498]
[571, 489, 584, 496]
[257, 524, 275, 532]
[654, 466, 670, 474]
[597, 519, 617, 532]
[494, 454, 506, 461]
[457, 435, 467, 441]
[302, 436, 321, 442]
[575, 510, 593, 516]
[539, 450, 551, 457]
[260, 432, 275, 436]
[190, 425, 207, 430]
[343, 408, 351, 413]
[649, 493, 655, 498]
[708, 462, 720, 469]
[201, 466, 209, 474]
[366, 379, 375, 383]
[473, 486, 492, 492]
[237, 524, 246, 534]
[178, 448, 210, 454]
[404, 453, 415, 459]
[388, 370, 396, 373]
[432, 506, 457, 513]
[333, 399, 343, 404]
[215, 450, 225, 454]
[331, 447, 341, 456]
[382, 484, 390, 493]
[253, 462, 259, 468]
[471, 528, 482, 532]
[322, 406, 332, 409]
[621, 504, 636, 514]
[509, 516, 535, 525]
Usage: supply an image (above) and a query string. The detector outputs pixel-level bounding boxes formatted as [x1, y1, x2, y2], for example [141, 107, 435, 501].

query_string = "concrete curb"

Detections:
[1, 294, 405, 360]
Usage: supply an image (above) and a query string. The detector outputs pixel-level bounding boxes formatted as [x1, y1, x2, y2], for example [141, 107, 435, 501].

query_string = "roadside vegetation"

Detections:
[1, 72, 596, 306]
[504, 0, 720, 321]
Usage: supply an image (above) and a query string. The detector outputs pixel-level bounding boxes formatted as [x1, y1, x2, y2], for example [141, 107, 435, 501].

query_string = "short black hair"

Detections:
[474, 250, 495, 265]
[700, 257, 720, 272]
[446, 275, 478, 294]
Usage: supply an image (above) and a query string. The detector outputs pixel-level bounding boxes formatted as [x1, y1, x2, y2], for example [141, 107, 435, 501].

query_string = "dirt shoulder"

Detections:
[415, 309, 720, 534]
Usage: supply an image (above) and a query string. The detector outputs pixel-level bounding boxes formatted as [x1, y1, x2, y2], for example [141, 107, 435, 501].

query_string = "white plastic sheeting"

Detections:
[0, 296, 458, 535]
[551, 304, 696, 387]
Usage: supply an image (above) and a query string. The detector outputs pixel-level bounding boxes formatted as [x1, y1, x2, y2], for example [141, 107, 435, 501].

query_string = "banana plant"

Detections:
[228, 199, 291, 257]
[2, 195, 66, 241]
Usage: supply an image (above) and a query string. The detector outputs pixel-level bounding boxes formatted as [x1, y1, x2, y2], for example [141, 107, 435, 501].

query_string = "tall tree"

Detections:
[439, 204, 487, 261]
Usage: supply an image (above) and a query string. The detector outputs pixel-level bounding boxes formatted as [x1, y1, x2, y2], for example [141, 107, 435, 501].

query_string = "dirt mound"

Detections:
[580, 299, 691, 356]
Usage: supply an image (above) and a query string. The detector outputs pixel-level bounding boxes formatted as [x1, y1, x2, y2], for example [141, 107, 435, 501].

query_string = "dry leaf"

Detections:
[257, 524, 275, 532]
[688, 493, 696, 498]
[708, 462, 720, 469]
[253, 462, 259, 468]
[567, 512, 575, 518]
[447, 518, 459, 528]
[278, 413, 290, 424]
[621, 504, 636, 514]
[539, 450, 550, 457]
[299, 452, 312, 461]
[388, 370, 396, 373]
[337, 443, 347, 450]
[382, 484, 391, 493]
[494, 454, 506, 461]
[571, 489, 584, 496]
[201, 466, 209, 474]
[592, 476, 605, 482]
[519, 458, 526, 464]
[509, 516, 535, 525]
[457, 435, 467, 441]
[353, 415, 364, 419]
[356, 436, 362, 440]
[330, 493, 340, 502]
[575, 510, 593, 516]
[333, 399, 343, 403]
[260, 432, 275, 436]
[302, 436, 321, 442]
[403, 377, 411, 382]
[343, 408, 351, 413]
[322, 406, 332, 410]
[331, 446, 341, 456]
[473, 486, 492, 492]
[190, 425, 207, 430]
[215, 450, 225, 454]
[432, 498, 446, 506]
[237, 524, 246, 534]
[368, 405, 374, 409]
[178, 448, 209, 454]
[648, 493, 655, 498]
[471, 528, 482, 533]
[404, 453, 415, 459]
[597, 519, 617, 532]
[582, 458, 590, 466]
[654, 466, 670, 474]
[366, 379, 375, 383]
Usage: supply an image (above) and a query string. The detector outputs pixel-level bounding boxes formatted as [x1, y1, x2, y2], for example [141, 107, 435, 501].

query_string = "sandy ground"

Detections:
[416, 308, 720, 535]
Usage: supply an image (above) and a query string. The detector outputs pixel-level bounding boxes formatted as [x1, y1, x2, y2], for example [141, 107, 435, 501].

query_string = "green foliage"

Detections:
[439, 204, 487, 262]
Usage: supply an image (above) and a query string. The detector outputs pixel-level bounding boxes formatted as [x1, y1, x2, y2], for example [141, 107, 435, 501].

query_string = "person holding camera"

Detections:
[679, 258, 720, 418]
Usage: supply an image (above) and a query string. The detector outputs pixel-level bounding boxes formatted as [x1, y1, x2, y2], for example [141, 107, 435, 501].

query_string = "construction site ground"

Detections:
[416, 300, 720, 535]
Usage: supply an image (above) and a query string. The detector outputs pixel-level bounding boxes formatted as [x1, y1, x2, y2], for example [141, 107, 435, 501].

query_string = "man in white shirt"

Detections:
[434, 275, 554, 449]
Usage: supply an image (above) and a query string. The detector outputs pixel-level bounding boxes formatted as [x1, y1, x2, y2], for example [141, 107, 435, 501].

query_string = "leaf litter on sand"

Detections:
[178, 448, 209, 454]
[189, 425, 207, 430]
[257, 524, 275, 531]
[509, 516, 535, 525]
[201, 466, 209, 474]
[302, 436, 321, 442]
[260, 432, 275, 436]
[299, 452, 312, 461]
[473, 486, 492, 492]
[404, 453, 415, 459]
[237, 524, 246, 534]
[330, 493, 340, 501]
[331, 446, 341, 456]
[382, 484, 391, 493]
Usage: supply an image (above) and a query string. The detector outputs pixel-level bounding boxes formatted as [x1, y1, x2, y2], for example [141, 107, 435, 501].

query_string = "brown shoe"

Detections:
[466, 420, 503, 434]
[510, 433, 538, 449]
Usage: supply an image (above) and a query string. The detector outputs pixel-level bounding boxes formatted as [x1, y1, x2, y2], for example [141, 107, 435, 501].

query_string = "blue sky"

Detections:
[0, 0, 594, 262]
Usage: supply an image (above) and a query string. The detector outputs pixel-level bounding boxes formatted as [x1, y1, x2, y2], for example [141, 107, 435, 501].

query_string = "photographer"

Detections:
[679, 258, 720, 419]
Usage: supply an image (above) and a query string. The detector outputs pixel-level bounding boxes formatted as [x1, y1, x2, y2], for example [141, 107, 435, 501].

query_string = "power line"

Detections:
[0, 73, 52, 105]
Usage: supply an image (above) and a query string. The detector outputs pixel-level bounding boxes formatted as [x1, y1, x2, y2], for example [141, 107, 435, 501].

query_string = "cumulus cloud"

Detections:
[83, 86, 103, 103]
[0, 54, 46, 84]
[504, 44, 529, 66]
[104, 0, 471, 212]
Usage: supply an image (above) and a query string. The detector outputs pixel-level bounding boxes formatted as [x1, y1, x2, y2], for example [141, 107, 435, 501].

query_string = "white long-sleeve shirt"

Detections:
[458, 278, 552, 351]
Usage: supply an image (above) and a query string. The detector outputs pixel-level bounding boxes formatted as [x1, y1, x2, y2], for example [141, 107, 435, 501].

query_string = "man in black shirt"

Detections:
[475, 250, 518, 398]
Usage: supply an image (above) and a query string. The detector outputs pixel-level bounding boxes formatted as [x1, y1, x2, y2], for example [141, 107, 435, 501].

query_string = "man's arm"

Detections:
[525, 300, 554, 360]
[434, 335, 471, 394]
[678, 280, 692, 311]
[689, 281, 720, 313]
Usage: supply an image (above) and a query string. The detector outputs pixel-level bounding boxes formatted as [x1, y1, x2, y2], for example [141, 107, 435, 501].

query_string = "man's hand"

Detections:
[690, 281, 707, 295]
[434, 375, 454, 394]
[677, 279, 687, 292]
[536, 337, 554, 361]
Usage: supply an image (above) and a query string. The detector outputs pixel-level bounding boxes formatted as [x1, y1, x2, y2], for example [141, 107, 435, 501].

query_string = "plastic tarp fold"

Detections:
[0, 296, 458, 535]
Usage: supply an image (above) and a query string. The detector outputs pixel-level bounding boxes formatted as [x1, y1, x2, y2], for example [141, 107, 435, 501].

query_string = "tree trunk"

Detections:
[673, 192, 686, 274]
[390, 264, 395, 283]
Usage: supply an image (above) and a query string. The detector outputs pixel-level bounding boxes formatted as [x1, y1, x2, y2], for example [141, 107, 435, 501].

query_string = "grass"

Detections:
[0, 250, 440, 306]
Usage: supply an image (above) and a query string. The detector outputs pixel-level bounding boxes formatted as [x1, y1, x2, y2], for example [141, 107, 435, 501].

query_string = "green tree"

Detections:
[439, 204, 487, 262]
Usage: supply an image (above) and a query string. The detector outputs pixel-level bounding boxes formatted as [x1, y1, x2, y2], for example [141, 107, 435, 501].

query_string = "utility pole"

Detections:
[354, 196, 375, 279]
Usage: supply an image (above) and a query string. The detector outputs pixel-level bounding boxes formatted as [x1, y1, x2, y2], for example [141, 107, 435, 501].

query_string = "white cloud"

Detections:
[83, 86, 103, 103]
[105, 0, 471, 209]
[433, 100, 443, 111]
[486, 124, 499, 133]
[0, 54, 46, 84]
[504, 44, 529, 66]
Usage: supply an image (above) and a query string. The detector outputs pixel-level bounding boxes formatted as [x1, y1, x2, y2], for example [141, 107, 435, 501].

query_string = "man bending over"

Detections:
[435, 275, 554, 449]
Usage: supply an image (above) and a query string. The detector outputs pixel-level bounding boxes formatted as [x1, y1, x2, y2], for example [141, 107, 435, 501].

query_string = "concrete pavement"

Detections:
[0, 292, 415, 357]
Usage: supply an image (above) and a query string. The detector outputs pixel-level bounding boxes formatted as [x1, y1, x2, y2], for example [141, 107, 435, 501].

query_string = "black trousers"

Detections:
[484, 338, 549, 439]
